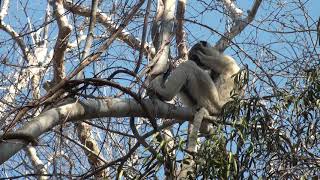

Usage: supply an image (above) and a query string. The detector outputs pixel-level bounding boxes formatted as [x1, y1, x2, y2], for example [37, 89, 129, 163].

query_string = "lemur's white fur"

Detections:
[149, 41, 240, 133]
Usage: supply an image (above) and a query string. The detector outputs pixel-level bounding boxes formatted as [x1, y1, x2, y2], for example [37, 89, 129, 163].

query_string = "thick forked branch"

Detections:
[0, 98, 194, 164]
[215, 0, 262, 51]
[51, 0, 72, 83]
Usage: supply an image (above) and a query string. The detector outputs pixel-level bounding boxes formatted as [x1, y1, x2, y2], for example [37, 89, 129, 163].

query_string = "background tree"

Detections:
[0, 0, 319, 179]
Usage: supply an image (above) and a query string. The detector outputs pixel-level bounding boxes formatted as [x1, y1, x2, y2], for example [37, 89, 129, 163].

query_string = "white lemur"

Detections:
[148, 41, 240, 133]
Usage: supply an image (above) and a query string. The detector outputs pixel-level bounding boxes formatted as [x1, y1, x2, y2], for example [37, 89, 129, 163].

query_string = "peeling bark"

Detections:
[176, 0, 188, 60]
[51, 0, 72, 83]
[75, 123, 106, 178]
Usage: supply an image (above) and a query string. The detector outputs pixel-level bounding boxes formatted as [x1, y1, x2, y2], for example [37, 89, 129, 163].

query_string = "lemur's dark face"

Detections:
[188, 41, 211, 70]
[199, 41, 209, 48]
[189, 41, 209, 55]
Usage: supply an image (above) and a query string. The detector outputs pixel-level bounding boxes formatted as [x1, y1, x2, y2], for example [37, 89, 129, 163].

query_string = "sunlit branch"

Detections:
[221, 0, 243, 20]
[51, 0, 72, 83]
[215, 0, 262, 51]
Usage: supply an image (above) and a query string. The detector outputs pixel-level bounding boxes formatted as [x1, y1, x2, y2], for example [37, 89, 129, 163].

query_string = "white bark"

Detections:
[1, 2, 51, 177]
[215, 0, 262, 51]
[221, 0, 243, 20]
[149, 0, 176, 75]
[0, 0, 9, 20]
[0, 1, 50, 124]
[0, 98, 194, 164]
[51, 0, 72, 83]
[26, 147, 48, 180]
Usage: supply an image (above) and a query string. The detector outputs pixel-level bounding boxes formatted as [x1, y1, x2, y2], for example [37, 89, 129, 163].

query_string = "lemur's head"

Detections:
[188, 41, 213, 70]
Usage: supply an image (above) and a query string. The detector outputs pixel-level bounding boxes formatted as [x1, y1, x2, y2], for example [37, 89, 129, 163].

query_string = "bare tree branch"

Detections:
[151, 0, 164, 50]
[73, 0, 108, 177]
[80, 0, 98, 62]
[176, 0, 188, 60]
[0, 1, 50, 124]
[215, 0, 262, 51]
[51, 0, 72, 83]
[8, 0, 146, 126]
[25, 147, 48, 180]
[0, 0, 9, 20]
[0, 98, 194, 164]
[0, 1, 52, 177]
[63, 1, 155, 57]
[221, 0, 243, 20]
[149, 0, 175, 76]
[134, 0, 152, 73]
[0, 22, 29, 60]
